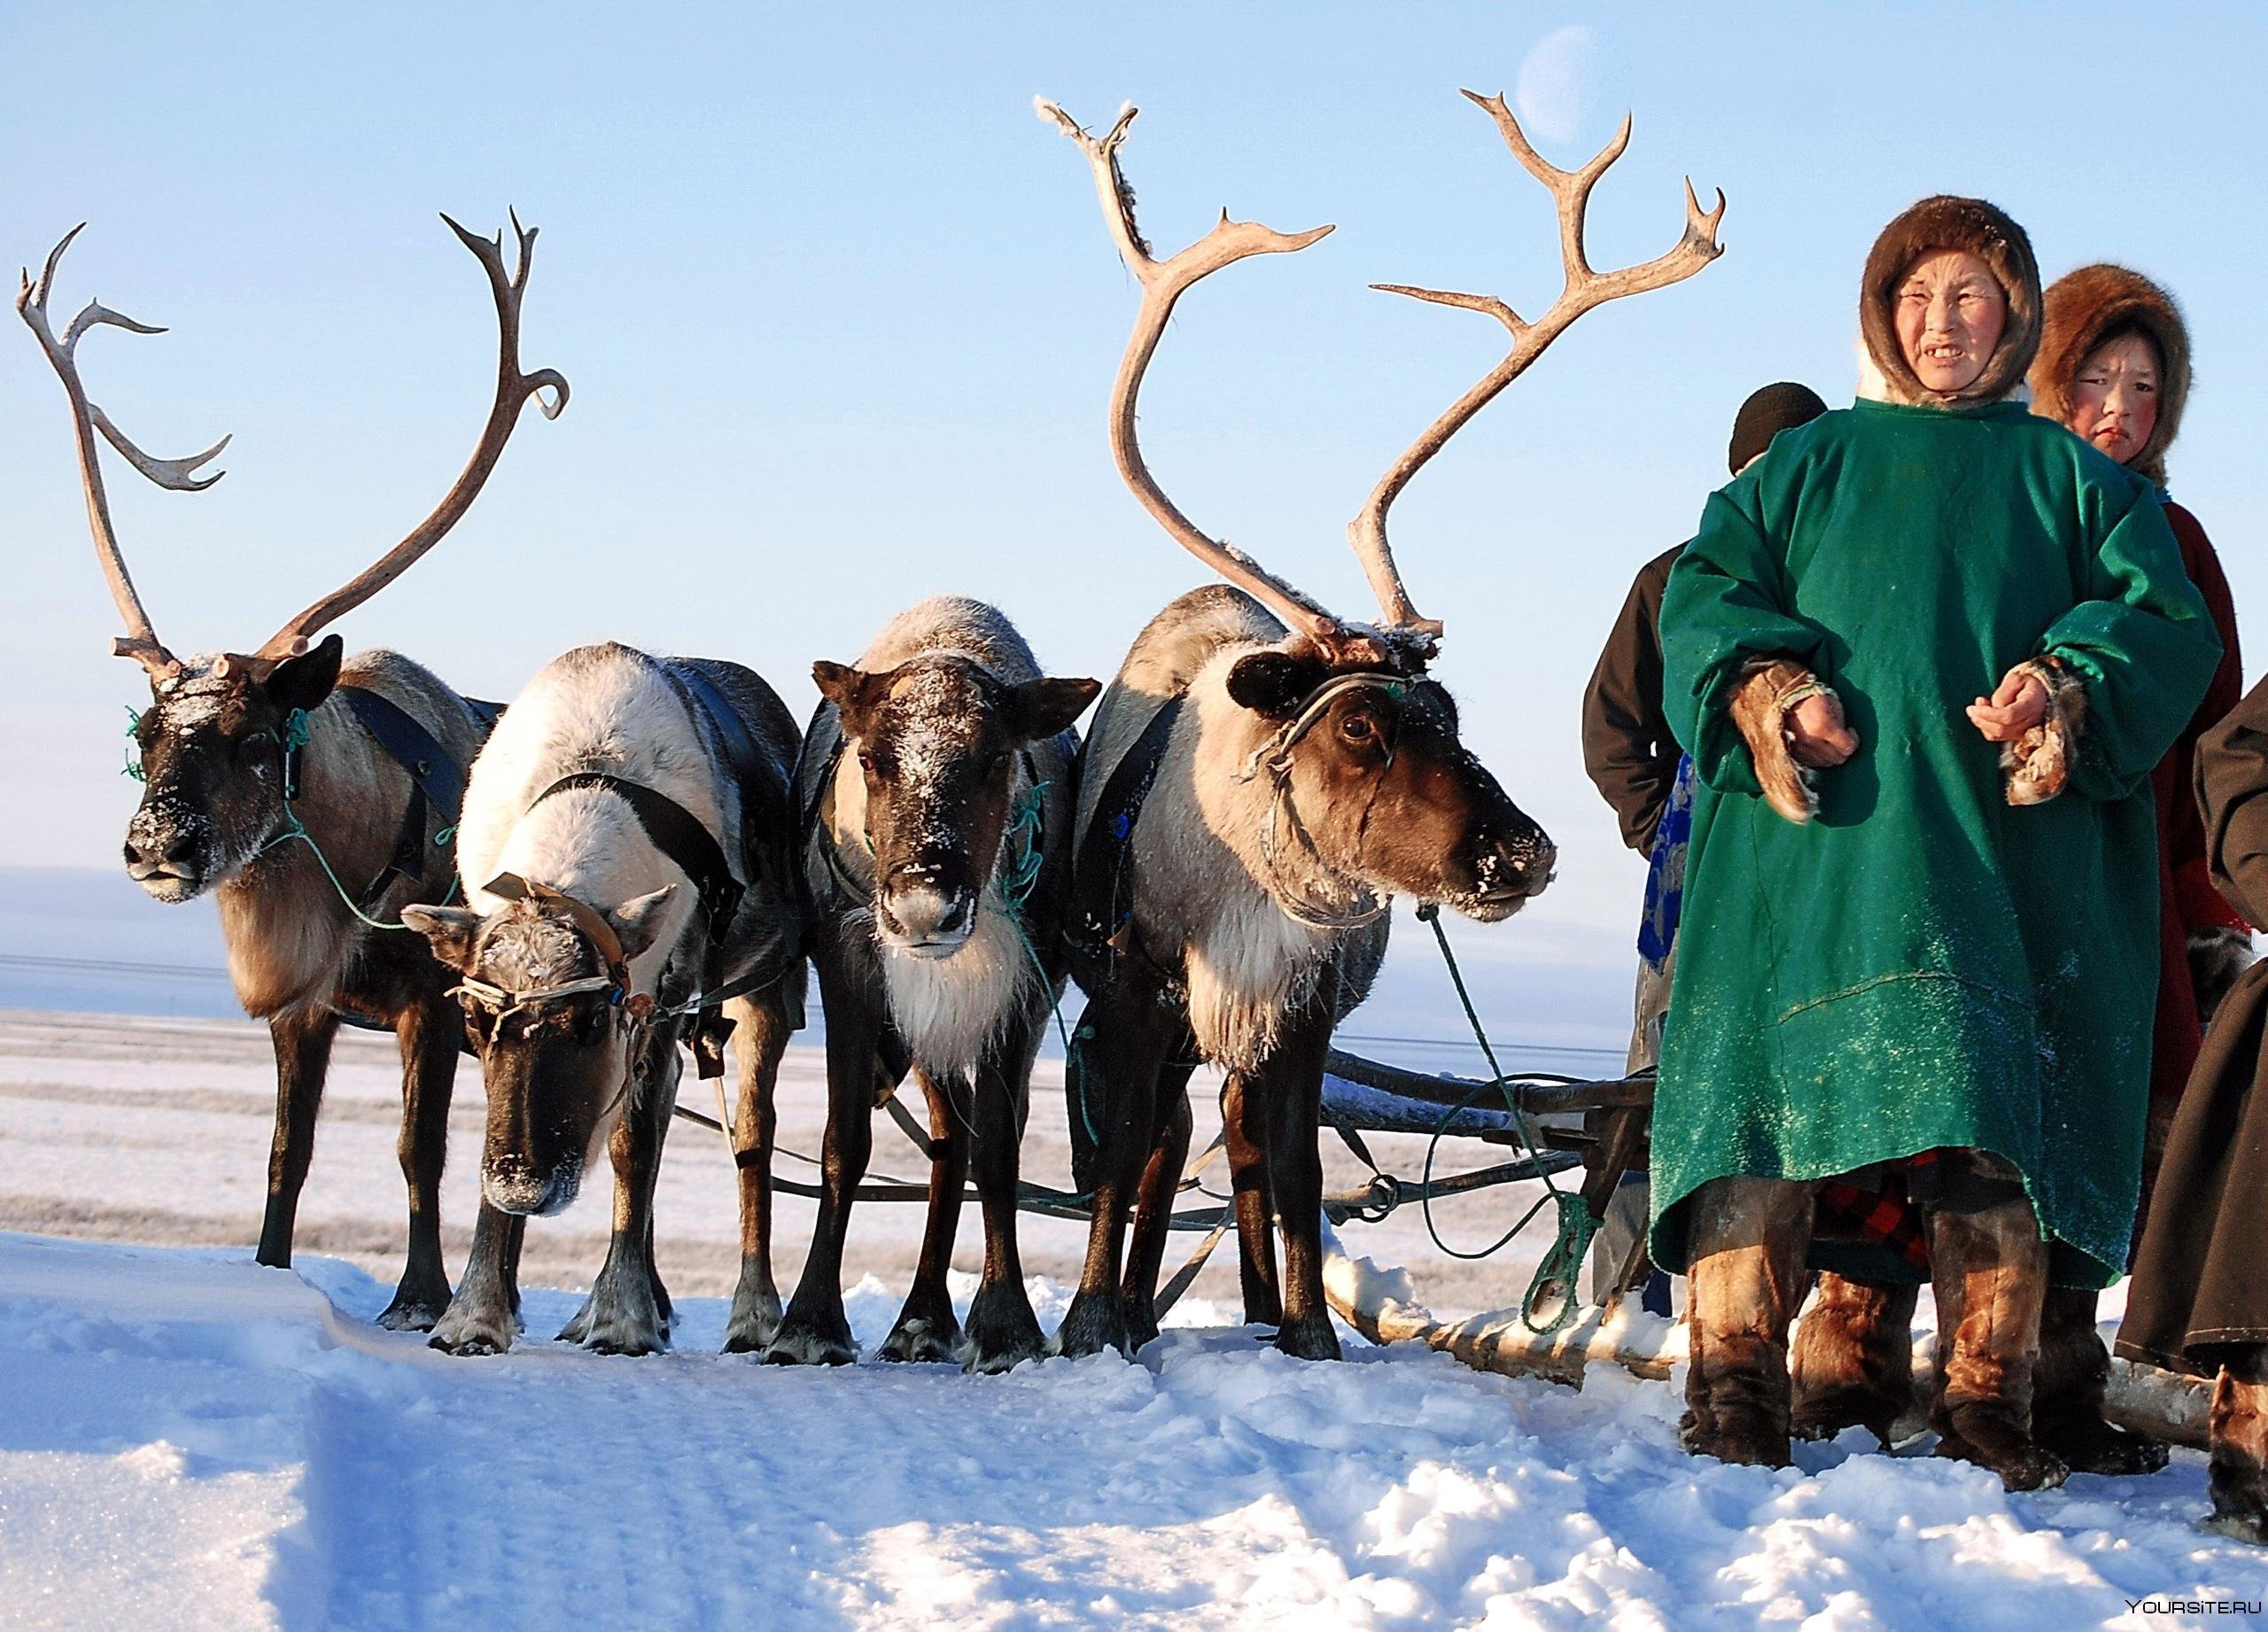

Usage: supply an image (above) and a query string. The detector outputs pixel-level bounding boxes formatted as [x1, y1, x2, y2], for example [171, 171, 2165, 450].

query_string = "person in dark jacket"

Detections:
[2118, 682, 2268, 1539]
[1579, 381, 1827, 1304]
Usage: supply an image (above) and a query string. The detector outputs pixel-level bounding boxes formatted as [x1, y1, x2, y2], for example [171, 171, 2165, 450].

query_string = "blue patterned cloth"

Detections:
[1635, 754, 1694, 970]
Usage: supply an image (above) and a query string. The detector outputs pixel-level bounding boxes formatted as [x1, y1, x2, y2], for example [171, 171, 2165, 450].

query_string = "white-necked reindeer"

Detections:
[768, 596, 1097, 1372]
[19, 217, 567, 1327]
[1038, 93, 1722, 1359]
[402, 644, 805, 1356]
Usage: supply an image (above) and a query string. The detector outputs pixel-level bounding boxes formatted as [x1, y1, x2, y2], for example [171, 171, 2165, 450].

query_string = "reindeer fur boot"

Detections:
[1790, 1272, 1918, 1447]
[2033, 1284, 2169, 1475]
[2208, 1347, 2268, 1543]
[1923, 1196, 2067, 1490]
[1682, 1176, 1812, 1468]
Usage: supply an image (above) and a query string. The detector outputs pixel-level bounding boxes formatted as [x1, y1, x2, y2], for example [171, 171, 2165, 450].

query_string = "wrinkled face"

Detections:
[1226, 652, 1556, 922]
[407, 890, 673, 1216]
[815, 657, 1099, 959]
[1894, 250, 2007, 394]
[122, 638, 344, 903]
[2066, 330, 2161, 467]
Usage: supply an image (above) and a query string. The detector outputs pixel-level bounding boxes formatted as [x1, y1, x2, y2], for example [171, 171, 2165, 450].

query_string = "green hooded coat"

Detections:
[1649, 397, 2221, 1286]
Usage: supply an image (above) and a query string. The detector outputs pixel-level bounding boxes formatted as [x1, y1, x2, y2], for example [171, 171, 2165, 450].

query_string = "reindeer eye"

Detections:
[1340, 714, 1376, 744]
[991, 752, 1010, 774]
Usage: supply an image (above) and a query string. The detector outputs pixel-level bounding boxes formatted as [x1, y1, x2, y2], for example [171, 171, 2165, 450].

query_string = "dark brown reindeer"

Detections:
[1038, 93, 1721, 1360]
[769, 597, 1097, 1372]
[18, 217, 566, 1327]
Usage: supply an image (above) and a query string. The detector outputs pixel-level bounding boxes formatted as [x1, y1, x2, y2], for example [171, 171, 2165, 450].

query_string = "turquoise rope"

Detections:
[1414, 901, 1597, 1336]
[252, 708, 460, 932]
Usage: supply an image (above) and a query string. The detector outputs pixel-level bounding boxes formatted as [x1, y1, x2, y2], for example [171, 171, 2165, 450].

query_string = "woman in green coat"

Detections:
[1652, 196, 2221, 1488]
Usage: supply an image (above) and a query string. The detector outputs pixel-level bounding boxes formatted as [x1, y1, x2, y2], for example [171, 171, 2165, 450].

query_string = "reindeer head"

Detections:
[1042, 94, 1722, 925]
[405, 883, 679, 1216]
[19, 218, 566, 904]
[816, 655, 1097, 957]
[124, 637, 344, 901]
[1223, 649, 1551, 921]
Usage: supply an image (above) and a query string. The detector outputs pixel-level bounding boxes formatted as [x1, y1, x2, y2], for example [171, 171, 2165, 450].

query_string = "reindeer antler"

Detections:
[1348, 91, 1725, 644]
[18, 225, 232, 680]
[220, 210, 570, 679]
[1037, 98, 1351, 650]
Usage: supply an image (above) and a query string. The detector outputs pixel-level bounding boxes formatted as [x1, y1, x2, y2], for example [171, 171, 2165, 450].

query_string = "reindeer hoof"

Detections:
[429, 1299, 517, 1357]
[966, 1283, 1045, 1374]
[376, 1292, 449, 1333]
[765, 1305, 857, 1366]
[1055, 1290, 1130, 1358]
[722, 1290, 783, 1356]
[1680, 1405, 1791, 1468]
[1935, 1425, 2068, 1491]
[2036, 1414, 2170, 1477]
[880, 1313, 963, 1364]
[1273, 1313, 1341, 1363]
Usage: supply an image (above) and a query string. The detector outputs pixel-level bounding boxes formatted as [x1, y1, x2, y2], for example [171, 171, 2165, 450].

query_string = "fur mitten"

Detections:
[2002, 657, 2087, 805]
[2191, 924, 2258, 1028]
[1730, 657, 1843, 825]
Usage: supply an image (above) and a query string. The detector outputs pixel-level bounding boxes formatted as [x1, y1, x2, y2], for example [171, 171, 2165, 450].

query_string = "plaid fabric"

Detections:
[1814, 1153, 1939, 1272]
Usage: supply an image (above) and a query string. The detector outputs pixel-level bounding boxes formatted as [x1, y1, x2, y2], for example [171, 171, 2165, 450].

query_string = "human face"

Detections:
[2065, 330, 2160, 467]
[1893, 251, 2008, 394]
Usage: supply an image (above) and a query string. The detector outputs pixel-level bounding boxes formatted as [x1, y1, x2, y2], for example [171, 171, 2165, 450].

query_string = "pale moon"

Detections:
[1514, 26, 1598, 144]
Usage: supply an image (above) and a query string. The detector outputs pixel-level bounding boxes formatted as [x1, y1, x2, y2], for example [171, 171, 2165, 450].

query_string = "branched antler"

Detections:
[1037, 98, 1351, 651]
[1348, 91, 1726, 643]
[223, 210, 570, 678]
[18, 225, 232, 679]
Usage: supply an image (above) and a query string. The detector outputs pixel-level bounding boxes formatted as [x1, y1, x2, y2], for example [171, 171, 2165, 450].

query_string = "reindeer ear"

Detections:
[1226, 650, 1328, 719]
[812, 661, 890, 737]
[601, 884, 680, 961]
[401, 904, 485, 972]
[1005, 676, 1100, 742]
[264, 633, 345, 715]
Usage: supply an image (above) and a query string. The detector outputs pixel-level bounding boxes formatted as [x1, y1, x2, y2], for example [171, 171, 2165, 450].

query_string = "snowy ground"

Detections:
[8, 1010, 2268, 1629]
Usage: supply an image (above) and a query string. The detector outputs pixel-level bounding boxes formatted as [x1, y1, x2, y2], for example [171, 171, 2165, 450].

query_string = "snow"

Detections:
[9, 1010, 2268, 1628]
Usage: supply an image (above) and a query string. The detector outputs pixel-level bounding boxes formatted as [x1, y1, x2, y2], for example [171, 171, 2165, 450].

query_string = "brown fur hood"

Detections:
[1859, 195, 2041, 408]
[2029, 263, 2190, 487]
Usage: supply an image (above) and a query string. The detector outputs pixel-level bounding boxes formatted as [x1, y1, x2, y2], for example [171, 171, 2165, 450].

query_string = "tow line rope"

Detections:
[1415, 901, 1596, 1336]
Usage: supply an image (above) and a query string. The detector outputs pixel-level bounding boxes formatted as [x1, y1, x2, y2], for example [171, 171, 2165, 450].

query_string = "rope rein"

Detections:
[1415, 900, 1596, 1335]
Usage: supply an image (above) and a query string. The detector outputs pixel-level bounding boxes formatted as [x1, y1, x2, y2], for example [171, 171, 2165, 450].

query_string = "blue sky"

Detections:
[6, 3, 2264, 990]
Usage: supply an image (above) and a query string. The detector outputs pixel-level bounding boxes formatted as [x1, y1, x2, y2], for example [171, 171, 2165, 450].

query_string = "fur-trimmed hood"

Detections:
[2030, 263, 2191, 487]
[1859, 195, 2041, 408]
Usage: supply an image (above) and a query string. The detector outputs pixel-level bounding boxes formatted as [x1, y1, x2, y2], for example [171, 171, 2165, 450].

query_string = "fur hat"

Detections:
[2030, 264, 2190, 486]
[1859, 195, 2041, 408]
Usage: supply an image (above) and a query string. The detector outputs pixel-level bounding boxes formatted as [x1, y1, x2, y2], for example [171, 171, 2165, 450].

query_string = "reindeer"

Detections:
[766, 597, 1097, 1372]
[18, 217, 567, 1328]
[1038, 93, 1722, 1360]
[400, 644, 804, 1356]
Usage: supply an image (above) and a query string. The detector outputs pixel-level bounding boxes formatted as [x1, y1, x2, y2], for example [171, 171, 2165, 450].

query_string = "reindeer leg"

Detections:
[430, 1201, 525, 1356]
[256, 1006, 340, 1270]
[965, 1018, 1047, 1373]
[1059, 991, 1177, 1358]
[772, 955, 882, 1366]
[882, 1067, 969, 1363]
[1221, 1067, 1281, 1326]
[1259, 990, 1340, 1362]
[722, 985, 795, 1354]
[563, 1024, 678, 1356]
[1120, 1073, 1192, 1353]
[377, 994, 458, 1330]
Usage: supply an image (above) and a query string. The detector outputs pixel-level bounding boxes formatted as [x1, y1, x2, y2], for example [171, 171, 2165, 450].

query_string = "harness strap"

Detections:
[1067, 694, 1185, 983]
[533, 773, 745, 937]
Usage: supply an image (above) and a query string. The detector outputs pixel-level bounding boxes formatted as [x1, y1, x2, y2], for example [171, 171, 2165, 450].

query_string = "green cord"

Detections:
[253, 708, 460, 932]
[1415, 901, 1596, 1335]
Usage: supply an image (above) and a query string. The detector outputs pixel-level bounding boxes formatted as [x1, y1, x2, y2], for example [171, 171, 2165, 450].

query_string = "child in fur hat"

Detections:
[1652, 196, 2220, 1488]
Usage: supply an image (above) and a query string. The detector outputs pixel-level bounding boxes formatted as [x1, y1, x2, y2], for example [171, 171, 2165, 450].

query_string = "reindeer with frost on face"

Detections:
[18, 217, 566, 1328]
[766, 597, 1097, 1372]
[1038, 93, 1722, 1360]
[402, 645, 805, 1356]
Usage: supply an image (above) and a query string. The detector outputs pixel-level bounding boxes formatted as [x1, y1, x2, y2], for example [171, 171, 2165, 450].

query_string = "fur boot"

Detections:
[1682, 1176, 1812, 1468]
[1790, 1272, 1918, 1447]
[2209, 1347, 2268, 1543]
[2033, 1284, 2170, 1474]
[1923, 1195, 2067, 1490]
